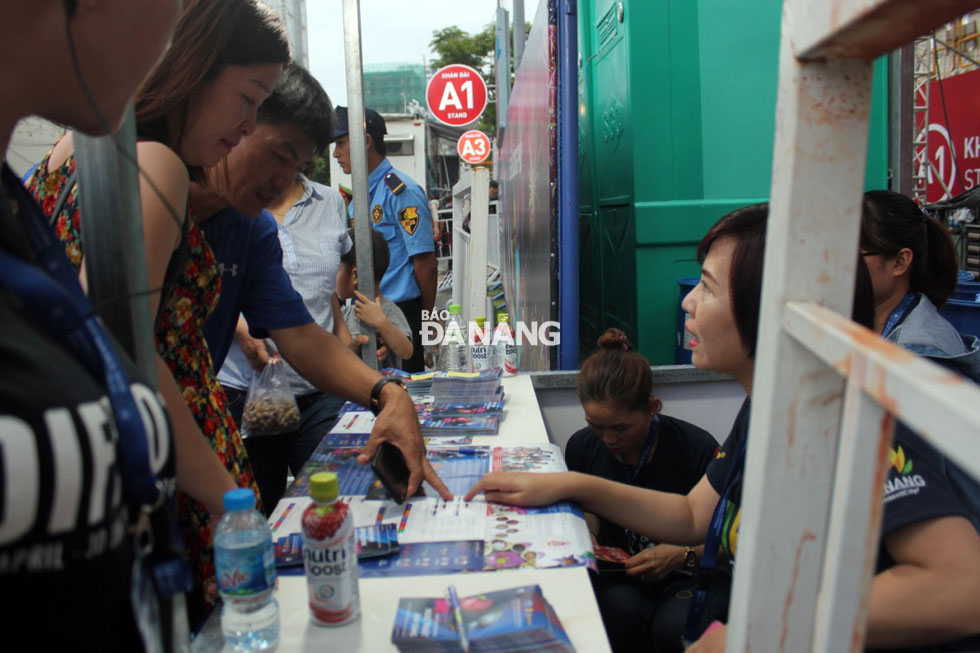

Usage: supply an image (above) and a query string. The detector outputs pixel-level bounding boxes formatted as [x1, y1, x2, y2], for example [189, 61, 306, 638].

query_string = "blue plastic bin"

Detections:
[940, 298, 980, 337]
[675, 277, 700, 364]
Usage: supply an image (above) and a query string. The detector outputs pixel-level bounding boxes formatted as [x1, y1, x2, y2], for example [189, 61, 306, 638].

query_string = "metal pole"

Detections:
[512, 0, 526, 69]
[74, 108, 157, 386]
[558, 0, 580, 371]
[342, 0, 378, 367]
[889, 44, 914, 195]
[495, 7, 511, 136]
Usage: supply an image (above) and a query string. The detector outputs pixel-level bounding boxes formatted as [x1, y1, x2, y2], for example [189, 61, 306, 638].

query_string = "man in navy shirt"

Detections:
[192, 63, 450, 506]
[332, 106, 436, 372]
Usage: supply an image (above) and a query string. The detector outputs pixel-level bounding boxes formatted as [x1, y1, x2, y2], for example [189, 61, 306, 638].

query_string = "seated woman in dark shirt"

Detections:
[565, 328, 718, 653]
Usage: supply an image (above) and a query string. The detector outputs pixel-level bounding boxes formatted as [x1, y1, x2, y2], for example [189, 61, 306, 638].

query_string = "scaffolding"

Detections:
[911, 37, 931, 205]
[910, 9, 980, 205]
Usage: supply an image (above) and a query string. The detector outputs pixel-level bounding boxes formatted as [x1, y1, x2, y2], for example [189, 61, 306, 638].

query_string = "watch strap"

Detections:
[369, 377, 405, 415]
[684, 546, 697, 568]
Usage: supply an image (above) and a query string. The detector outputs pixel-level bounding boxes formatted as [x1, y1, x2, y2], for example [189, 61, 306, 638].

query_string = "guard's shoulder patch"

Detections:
[384, 172, 405, 195]
[398, 206, 420, 235]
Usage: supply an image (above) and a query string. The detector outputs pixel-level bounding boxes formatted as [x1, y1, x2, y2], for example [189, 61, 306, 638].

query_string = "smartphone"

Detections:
[371, 441, 412, 504]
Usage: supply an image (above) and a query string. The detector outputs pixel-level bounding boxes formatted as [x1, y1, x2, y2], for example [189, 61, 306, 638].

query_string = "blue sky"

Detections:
[307, 0, 511, 106]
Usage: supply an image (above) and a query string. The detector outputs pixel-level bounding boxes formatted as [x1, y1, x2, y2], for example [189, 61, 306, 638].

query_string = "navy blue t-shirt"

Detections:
[870, 426, 980, 652]
[200, 208, 312, 369]
[1, 165, 176, 650]
[707, 399, 980, 653]
[565, 413, 717, 554]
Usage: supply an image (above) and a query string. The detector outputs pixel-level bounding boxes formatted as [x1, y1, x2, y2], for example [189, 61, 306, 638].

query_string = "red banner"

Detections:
[926, 68, 980, 202]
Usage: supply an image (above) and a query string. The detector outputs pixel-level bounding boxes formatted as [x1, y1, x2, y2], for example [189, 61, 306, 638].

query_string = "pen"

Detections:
[447, 584, 469, 652]
[434, 447, 489, 455]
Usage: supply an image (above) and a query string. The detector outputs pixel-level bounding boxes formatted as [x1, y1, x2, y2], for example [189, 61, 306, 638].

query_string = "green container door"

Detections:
[578, 0, 889, 364]
[593, 0, 632, 206]
[579, 0, 640, 357]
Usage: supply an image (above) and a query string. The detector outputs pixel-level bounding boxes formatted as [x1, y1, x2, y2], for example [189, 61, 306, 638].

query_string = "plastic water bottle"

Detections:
[493, 313, 518, 376]
[470, 315, 493, 371]
[441, 303, 470, 372]
[214, 488, 279, 651]
[302, 472, 360, 626]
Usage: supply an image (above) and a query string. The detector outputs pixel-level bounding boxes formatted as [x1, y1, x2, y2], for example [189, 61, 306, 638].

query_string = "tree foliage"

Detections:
[428, 22, 532, 138]
[429, 25, 496, 77]
[307, 152, 331, 186]
[429, 24, 497, 136]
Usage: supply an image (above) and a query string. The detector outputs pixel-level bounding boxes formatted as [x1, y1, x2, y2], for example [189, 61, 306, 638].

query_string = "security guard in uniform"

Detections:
[332, 106, 436, 372]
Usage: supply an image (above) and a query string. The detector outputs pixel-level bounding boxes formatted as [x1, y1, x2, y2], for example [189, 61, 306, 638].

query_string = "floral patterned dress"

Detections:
[28, 146, 262, 622]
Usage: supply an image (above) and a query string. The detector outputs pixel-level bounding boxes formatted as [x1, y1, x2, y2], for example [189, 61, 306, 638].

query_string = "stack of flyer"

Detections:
[391, 584, 574, 652]
[381, 368, 436, 397]
[419, 400, 504, 437]
[420, 414, 500, 438]
[430, 368, 503, 404]
[422, 401, 505, 418]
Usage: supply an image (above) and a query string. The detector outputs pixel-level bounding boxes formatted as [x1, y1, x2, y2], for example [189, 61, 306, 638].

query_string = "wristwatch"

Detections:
[683, 546, 697, 569]
[368, 377, 406, 415]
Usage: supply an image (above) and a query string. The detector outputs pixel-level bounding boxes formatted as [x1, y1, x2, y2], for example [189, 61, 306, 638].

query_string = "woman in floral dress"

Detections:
[27, 0, 289, 625]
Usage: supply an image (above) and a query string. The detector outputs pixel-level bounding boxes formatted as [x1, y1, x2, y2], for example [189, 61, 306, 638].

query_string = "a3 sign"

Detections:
[457, 130, 491, 164]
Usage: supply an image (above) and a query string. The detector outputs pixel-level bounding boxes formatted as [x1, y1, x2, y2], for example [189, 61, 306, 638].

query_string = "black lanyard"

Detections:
[683, 427, 748, 643]
[0, 165, 161, 508]
[881, 292, 915, 339]
[627, 414, 661, 484]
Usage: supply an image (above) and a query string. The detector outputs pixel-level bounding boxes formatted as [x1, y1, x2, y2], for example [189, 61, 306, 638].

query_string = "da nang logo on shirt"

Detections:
[884, 445, 927, 504]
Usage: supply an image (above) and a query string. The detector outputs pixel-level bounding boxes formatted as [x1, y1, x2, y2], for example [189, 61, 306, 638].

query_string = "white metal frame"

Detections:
[729, 2, 980, 651]
[450, 167, 491, 324]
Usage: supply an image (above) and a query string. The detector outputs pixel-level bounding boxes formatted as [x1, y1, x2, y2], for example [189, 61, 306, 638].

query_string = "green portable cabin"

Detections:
[576, 0, 889, 364]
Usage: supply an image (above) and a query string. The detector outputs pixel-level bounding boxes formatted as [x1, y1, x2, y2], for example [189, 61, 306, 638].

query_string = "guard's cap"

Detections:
[333, 106, 387, 142]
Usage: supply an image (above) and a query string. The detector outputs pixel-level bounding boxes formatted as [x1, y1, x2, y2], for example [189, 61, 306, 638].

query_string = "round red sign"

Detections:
[426, 64, 488, 127]
[457, 130, 491, 164]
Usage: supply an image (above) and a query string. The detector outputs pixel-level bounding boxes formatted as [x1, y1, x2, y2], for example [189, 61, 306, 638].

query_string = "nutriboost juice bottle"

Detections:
[301, 472, 360, 626]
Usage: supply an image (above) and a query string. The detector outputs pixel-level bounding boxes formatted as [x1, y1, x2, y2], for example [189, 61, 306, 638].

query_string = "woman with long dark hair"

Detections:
[26, 0, 291, 622]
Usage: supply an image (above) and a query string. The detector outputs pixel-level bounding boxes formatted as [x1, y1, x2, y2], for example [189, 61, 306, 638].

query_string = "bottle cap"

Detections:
[222, 488, 256, 512]
[449, 303, 462, 315]
[310, 472, 339, 502]
[497, 312, 509, 323]
[474, 316, 486, 327]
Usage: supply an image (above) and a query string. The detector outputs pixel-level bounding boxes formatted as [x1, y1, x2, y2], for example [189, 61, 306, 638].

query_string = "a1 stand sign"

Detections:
[426, 63, 488, 127]
[457, 130, 491, 165]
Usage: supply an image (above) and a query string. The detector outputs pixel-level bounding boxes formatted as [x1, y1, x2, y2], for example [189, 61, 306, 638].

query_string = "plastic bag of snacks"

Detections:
[241, 357, 300, 436]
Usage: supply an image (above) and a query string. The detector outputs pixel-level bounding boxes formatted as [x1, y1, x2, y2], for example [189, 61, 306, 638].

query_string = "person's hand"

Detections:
[376, 344, 389, 362]
[348, 333, 369, 353]
[625, 544, 685, 581]
[238, 334, 270, 371]
[464, 471, 575, 505]
[353, 290, 386, 328]
[686, 623, 726, 652]
[358, 381, 452, 500]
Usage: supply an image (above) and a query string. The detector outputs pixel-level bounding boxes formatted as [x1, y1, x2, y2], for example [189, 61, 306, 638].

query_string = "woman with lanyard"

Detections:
[468, 203, 979, 652]
[25, 0, 290, 626]
[857, 190, 980, 653]
[0, 0, 190, 650]
[565, 328, 717, 653]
